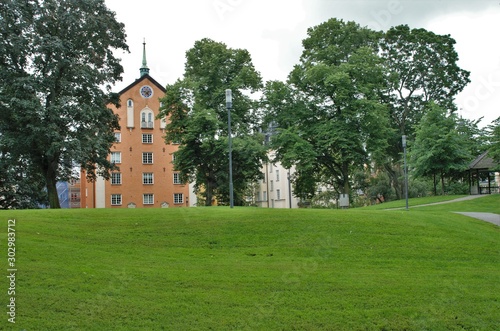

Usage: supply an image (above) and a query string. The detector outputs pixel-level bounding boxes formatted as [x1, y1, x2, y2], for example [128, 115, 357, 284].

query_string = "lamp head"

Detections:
[225, 89, 232, 108]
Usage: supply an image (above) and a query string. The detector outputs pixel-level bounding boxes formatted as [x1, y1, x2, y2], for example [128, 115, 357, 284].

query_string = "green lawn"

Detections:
[1, 198, 499, 330]
[364, 195, 468, 210]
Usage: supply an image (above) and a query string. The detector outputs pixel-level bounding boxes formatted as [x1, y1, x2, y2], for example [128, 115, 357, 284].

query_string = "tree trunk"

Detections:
[204, 179, 214, 206]
[441, 174, 445, 196]
[45, 161, 61, 209]
[342, 162, 350, 195]
[431, 173, 436, 196]
[384, 164, 402, 200]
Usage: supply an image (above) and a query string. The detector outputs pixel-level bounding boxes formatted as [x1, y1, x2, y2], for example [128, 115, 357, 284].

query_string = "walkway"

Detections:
[387, 195, 487, 210]
[389, 195, 499, 226]
[454, 212, 500, 226]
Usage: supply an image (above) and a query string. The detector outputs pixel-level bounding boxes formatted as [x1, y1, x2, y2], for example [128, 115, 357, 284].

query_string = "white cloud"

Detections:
[105, 0, 500, 125]
[427, 8, 500, 124]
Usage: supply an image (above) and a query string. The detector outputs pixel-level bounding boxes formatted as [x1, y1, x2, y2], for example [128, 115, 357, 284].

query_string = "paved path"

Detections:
[454, 212, 500, 226]
[389, 195, 499, 226]
[387, 195, 488, 210]
[406, 194, 488, 208]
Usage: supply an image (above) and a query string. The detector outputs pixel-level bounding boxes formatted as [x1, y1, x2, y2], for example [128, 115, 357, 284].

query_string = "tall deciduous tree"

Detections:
[0, 0, 128, 208]
[263, 19, 390, 198]
[380, 25, 470, 199]
[411, 103, 472, 195]
[159, 39, 266, 206]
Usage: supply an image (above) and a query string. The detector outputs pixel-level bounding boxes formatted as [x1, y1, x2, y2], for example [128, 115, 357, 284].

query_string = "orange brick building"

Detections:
[80, 42, 189, 208]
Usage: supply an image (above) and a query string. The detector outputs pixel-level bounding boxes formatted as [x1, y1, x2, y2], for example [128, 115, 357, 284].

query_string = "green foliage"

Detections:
[380, 24, 470, 199]
[487, 117, 500, 166]
[411, 103, 472, 195]
[2, 205, 499, 330]
[365, 172, 396, 203]
[263, 19, 390, 197]
[0, 0, 128, 208]
[0, 154, 47, 208]
[159, 39, 266, 206]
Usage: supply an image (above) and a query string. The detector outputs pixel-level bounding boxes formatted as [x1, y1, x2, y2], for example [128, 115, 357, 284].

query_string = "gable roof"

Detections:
[118, 74, 166, 95]
[469, 151, 499, 170]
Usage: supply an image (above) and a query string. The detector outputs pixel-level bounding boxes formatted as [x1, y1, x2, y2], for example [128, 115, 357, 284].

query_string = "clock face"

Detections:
[140, 85, 153, 98]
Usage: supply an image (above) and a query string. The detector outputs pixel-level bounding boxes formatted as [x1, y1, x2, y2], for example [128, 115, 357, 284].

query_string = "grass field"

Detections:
[1, 195, 499, 330]
[363, 195, 469, 210]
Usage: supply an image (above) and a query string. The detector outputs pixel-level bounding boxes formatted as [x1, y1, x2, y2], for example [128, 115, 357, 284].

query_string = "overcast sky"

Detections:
[104, 0, 500, 126]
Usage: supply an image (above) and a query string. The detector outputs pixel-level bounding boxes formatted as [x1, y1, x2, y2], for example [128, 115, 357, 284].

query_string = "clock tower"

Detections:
[80, 41, 189, 208]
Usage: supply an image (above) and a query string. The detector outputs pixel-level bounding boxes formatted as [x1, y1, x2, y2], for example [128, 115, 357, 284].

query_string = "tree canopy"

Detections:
[380, 24, 471, 198]
[487, 117, 500, 166]
[263, 18, 390, 198]
[159, 38, 266, 206]
[411, 103, 472, 195]
[0, 0, 128, 208]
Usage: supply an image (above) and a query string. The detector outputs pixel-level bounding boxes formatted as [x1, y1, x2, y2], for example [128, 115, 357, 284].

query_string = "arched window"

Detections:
[126, 99, 134, 128]
[140, 108, 154, 129]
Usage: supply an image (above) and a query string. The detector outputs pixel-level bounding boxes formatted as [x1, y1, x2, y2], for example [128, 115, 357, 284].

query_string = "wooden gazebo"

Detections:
[467, 151, 500, 194]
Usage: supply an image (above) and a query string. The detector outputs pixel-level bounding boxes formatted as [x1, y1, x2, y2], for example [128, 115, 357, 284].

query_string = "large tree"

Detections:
[0, 0, 128, 208]
[263, 19, 390, 198]
[0, 153, 47, 209]
[380, 25, 470, 199]
[159, 39, 266, 206]
[411, 103, 472, 195]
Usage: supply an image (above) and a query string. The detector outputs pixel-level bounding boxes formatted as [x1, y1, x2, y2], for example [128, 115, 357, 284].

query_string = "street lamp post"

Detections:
[287, 170, 292, 209]
[402, 135, 409, 211]
[226, 89, 234, 208]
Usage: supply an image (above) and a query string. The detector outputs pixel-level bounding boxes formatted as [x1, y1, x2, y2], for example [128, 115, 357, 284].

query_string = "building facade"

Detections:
[255, 152, 300, 208]
[80, 42, 189, 208]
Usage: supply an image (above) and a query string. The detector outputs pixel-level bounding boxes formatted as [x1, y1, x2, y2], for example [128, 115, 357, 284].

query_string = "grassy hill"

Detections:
[1, 196, 499, 330]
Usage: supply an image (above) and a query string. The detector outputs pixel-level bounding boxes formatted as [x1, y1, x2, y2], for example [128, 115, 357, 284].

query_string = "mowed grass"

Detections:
[1, 199, 499, 330]
[364, 195, 468, 210]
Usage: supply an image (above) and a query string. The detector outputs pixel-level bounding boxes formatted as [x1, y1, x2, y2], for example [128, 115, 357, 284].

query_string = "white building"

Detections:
[255, 153, 301, 208]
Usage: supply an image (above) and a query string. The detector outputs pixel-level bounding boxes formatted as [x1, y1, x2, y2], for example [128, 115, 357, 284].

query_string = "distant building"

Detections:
[467, 151, 500, 194]
[80, 41, 190, 208]
[256, 154, 300, 208]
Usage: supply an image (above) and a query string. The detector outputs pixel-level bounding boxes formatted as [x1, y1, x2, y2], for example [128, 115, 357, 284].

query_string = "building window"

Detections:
[140, 109, 154, 129]
[111, 194, 122, 206]
[270, 180, 274, 192]
[143, 173, 154, 185]
[142, 133, 153, 144]
[111, 152, 121, 164]
[173, 173, 182, 184]
[276, 170, 280, 181]
[174, 193, 184, 204]
[111, 172, 122, 185]
[142, 152, 153, 164]
[143, 194, 154, 205]
[114, 132, 121, 143]
[263, 191, 268, 201]
[262, 172, 266, 183]
[127, 99, 133, 107]
[276, 189, 281, 200]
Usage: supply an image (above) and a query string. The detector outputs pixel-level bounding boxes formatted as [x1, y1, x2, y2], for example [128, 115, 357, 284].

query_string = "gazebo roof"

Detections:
[469, 151, 498, 170]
